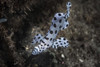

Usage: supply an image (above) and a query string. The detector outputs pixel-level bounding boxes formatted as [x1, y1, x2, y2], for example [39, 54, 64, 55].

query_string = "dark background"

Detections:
[0, 0, 100, 67]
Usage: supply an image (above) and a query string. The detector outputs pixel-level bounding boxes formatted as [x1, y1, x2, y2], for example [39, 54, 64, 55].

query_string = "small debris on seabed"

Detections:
[79, 58, 84, 62]
[0, 18, 7, 23]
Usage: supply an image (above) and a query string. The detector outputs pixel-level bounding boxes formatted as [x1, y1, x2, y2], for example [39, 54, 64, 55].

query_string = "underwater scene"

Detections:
[0, 0, 100, 67]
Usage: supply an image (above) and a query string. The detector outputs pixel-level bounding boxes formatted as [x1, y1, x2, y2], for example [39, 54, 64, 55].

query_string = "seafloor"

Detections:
[0, 0, 100, 67]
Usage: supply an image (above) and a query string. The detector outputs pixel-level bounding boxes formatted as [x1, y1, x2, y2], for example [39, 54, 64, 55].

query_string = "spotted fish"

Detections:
[31, 2, 72, 55]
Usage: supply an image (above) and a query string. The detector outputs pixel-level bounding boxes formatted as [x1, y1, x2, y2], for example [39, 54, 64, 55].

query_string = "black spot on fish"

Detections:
[38, 37, 40, 39]
[53, 23, 56, 28]
[50, 30, 53, 34]
[55, 30, 57, 34]
[44, 37, 49, 40]
[59, 19, 62, 23]
[59, 26, 62, 29]
[50, 38, 52, 41]
[58, 13, 61, 16]
[66, 24, 68, 27]
[64, 42, 66, 44]
[54, 17, 57, 20]
[37, 34, 39, 36]
[63, 38, 66, 40]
